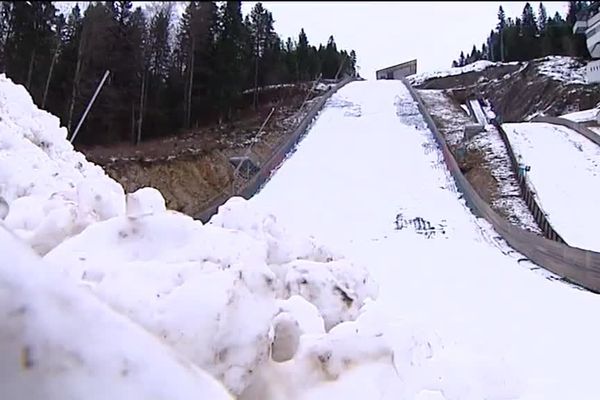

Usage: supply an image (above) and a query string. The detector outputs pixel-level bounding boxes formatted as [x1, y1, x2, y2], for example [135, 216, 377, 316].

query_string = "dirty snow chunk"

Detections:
[275, 295, 326, 335]
[535, 56, 587, 85]
[0, 74, 126, 254]
[241, 305, 404, 400]
[210, 196, 343, 265]
[44, 211, 277, 396]
[0, 196, 7, 219]
[126, 186, 167, 217]
[407, 60, 498, 86]
[0, 226, 233, 400]
[270, 312, 302, 362]
[273, 259, 378, 331]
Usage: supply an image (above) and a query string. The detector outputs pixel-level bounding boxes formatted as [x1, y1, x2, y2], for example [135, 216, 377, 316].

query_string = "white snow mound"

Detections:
[0, 74, 125, 255]
[45, 197, 380, 395]
[0, 225, 233, 400]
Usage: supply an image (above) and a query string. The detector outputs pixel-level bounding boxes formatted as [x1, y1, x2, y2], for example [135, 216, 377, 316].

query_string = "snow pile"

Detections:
[535, 56, 587, 85]
[315, 82, 336, 92]
[242, 83, 297, 95]
[1, 73, 387, 397]
[0, 226, 233, 400]
[407, 60, 498, 86]
[0, 74, 125, 255]
[560, 107, 600, 123]
[44, 196, 379, 395]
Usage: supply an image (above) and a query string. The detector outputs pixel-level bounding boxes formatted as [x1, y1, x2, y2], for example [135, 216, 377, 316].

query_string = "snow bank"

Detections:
[560, 107, 600, 123]
[44, 196, 379, 395]
[0, 74, 125, 255]
[0, 225, 233, 400]
[535, 56, 587, 85]
[242, 83, 297, 95]
[0, 74, 388, 397]
[407, 60, 499, 86]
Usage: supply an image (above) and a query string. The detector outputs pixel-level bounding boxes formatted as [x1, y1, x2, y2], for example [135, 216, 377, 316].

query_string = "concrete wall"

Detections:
[402, 77, 600, 294]
[196, 76, 357, 223]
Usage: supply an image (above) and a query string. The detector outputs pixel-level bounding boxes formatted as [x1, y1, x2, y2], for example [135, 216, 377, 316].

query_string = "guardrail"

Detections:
[530, 115, 600, 147]
[489, 117, 566, 243]
[465, 96, 565, 243]
[402, 77, 600, 293]
[196, 76, 356, 222]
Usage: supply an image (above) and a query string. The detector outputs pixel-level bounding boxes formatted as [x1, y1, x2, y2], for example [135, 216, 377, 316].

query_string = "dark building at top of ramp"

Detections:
[376, 59, 417, 80]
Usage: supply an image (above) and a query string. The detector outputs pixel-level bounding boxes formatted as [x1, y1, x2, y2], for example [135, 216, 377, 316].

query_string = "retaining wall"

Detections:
[402, 77, 600, 293]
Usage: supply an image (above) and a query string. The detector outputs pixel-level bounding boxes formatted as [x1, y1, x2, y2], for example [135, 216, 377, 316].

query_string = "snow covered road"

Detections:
[252, 80, 600, 399]
[503, 122, 600, 251]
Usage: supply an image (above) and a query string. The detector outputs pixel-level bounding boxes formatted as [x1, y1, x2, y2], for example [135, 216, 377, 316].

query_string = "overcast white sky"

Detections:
[59, 1, 569, 79]
[240, 1, 569, 78]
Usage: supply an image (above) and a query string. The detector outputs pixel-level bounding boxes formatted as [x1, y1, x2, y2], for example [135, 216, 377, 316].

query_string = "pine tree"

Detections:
[497, 6, 506, 30]
[322, 35, 338, 78]
[214, 1, 246, 121]
[538, 2, 548, 32]
[296, 28, 309, 81]
[349, 49, 357, 76]
[5, 1, 59, 101]
[248, 2, 276, 108]
[177, 1, 218, 128]
[0, 2, 15, 73]
[1, 1, 359, 145]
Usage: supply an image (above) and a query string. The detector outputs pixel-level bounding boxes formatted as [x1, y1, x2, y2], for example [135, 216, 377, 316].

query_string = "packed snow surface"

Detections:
[252, 80, 600, 399]
[503, 121, 600, 251]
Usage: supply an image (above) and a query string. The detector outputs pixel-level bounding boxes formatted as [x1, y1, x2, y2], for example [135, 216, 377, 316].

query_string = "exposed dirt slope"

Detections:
[79, 84, 323, 216]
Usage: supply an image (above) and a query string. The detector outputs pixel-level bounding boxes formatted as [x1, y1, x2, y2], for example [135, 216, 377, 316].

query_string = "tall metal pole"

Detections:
[70, 70, 110, 144]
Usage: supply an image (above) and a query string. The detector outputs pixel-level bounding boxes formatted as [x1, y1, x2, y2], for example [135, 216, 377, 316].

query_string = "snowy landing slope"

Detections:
[252, 80, 600, 399]
[503, 122, 600, 251]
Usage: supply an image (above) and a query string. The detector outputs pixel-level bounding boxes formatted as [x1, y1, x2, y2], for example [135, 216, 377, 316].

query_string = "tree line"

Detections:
[452, 1, 590, 67]
[0, 1, 358, 146]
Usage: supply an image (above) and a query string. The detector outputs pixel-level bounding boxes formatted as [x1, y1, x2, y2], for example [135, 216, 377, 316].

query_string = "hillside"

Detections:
[411, 56, 600, 122]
